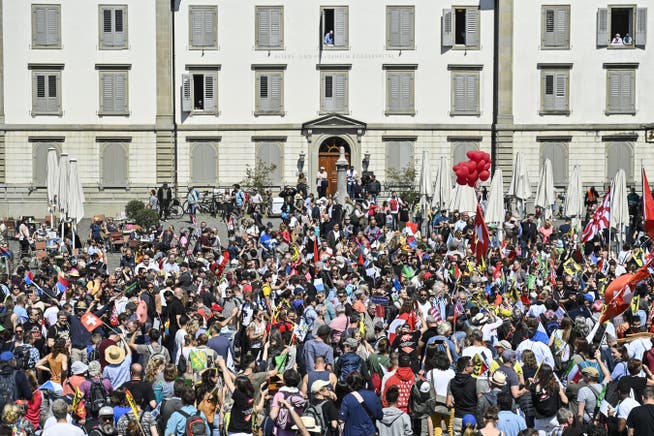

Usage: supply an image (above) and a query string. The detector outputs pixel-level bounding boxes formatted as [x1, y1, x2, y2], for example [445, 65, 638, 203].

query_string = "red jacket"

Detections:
[382, 367, 415, 413]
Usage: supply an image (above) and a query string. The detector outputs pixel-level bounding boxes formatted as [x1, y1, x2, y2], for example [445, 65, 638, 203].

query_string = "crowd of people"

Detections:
[0, 175, 654, 436]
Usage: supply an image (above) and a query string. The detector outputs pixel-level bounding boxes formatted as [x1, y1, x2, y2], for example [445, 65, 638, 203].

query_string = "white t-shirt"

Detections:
[427, 368, 455, 397]
[44, 306, 59, 327]
[616, 396, 640, 419]
[175, 328, 187, 364]
[462, 345, 493, 366]
[43, 423, 85, 436]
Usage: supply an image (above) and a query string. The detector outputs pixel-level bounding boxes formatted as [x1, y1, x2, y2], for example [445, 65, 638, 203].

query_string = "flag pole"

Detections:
[608, 180, 613, 256]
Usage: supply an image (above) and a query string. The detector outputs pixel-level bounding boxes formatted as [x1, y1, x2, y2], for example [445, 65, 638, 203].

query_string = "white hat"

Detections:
[311, 379, 331, 394]
[292, 416, 322, 433]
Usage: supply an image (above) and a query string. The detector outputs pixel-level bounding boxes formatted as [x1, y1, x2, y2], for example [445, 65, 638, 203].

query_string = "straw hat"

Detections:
[105, 345, 126, 365]
[291, 416, 321, 433]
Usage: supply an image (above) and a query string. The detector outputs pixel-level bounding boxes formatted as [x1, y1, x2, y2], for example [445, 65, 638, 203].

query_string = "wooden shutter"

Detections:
[114, 8, 126, 47]
[387, 141, 414, 173]
[453, 73, 478, 114]
[33, 74, 45, 113]
[543, 73, 555, 111]
[101, 73, 114, 113]
[399, 72, 412, 112]
[203, 73, 217, 113]
[46, 74, 59, 113]
[191, 143, 217, 184]
[33, 143, 49, 186]
[333, 73, 347, 113]
[597, 8, 609, 47]
[34, 7, 47, 46]
[401, 7, 415, 48]
[607, 142, 633, 183]
[257, 143, 282, 184]
[334, 7, 348, 47]
[542, 143, 568, 186]
[269, 73, 282, 113]
[191, 7, 212, 47]
[442, 9, 454, 48]
[636, 8, 647, 47]
[207, 7, 217, 47]
[465, 9, 480, 48]
[453, 74, 466, 113]
[322, 74, 333, 111]
[114, 72, 127, 113]
[554, 73, 567, 111]
[101, 8, 114, 47]
[102, 144, 128, 187]
[181, 74, 192, 112]
[387, 72, 400, 112]
[608, 70, 635, 113]
[270, 7, 282, 48]
[256, 7, 269, 47]
[46, 6, 59, 46]
[543, 8, 555, 47]
[555, 7, 569, 47]
[387, 7, 401, 48]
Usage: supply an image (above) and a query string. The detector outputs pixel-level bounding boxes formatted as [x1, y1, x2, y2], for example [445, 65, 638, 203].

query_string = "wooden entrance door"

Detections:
[319, 137, 350, 196]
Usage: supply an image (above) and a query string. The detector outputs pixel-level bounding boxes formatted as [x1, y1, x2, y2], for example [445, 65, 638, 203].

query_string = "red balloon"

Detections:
[483, 162, 491, 171]
[468, 179, 477, 187]
[479, 170, 490, 181]
[457, 176, 467, 185]
[458, 165, 469, 176]
[466, 150, 476, 160]
[476, 159, 485, 171]
[469, 170, 478, 181]
[482, 152, 491, 161]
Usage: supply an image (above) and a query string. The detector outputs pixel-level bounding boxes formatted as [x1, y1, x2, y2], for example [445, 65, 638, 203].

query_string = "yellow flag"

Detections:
[72, 386, 86, 418]
[125, 389, 139, 420]
[631, 295, 640, 314]
[563, 258, 581, 276]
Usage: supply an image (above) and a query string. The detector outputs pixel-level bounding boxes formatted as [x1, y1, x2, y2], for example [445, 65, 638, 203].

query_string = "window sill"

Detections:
[31, 112, 63, 117]
[99, 46, 129, 51]
[254, 46, 284, 51]
[321, 45, 350, 51]
[540, 46, 570, 50]
[607, 44, 636, 49]
[31, 44, 62, 50]
[605, 111, 636, 116]
[319, 110, 349, 115]
[449, 111, 481, 117]
[385, 110, 416, 116]
[386, 46, 415, 51]
[539, 110, 570, 116]
[99, 112, 131, 117]
[254, 111, 286, 117]
[189, 46, 219, 51]
[189, 110, 220, 117]
[452, 45, 480, 50]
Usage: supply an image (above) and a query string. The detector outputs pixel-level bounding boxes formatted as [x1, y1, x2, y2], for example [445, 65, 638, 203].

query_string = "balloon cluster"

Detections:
[453, 151, 491, 187]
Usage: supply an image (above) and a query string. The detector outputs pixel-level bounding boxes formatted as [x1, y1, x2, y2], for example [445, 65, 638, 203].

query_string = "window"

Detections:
[33, 143, 60, 187]
[31, 70, 62, 116]
[450, 70, 480, 116]
[607, 142, 634, 183]
[190, 143, 218, 185]
[385, 140, 414, 175]
[189, 6, 217, 49]
[541, 6, 570, 49]
[452, 142, 478, 167]
[255, 142, 283, 185]
[255, 70, 284, 115]
[442, 7, 480, 49]
[321, 7, 348, 48]
[386, 6, 414, 50]
[606, 69, 636, 114]
[99, 5, 127, 49]
[597, 7, 647, 47]
[181, 72, 218, 114]
[320, 71, 348, 114]
[541, 142, 568, 186]
[385, 71, 415, 115]
[32, 4, 61, 48]
[100, 143, 128, 187]
[540, 70, 569, 114]
[99, 70, 129, 116]
[255, 6, 283, 49]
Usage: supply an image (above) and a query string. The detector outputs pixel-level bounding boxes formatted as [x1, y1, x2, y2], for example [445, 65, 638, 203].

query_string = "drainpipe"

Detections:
[491, 0, 499, 174]
[171, 0, 179, 196]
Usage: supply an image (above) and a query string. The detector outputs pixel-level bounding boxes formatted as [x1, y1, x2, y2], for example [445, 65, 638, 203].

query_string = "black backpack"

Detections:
[177, 409, 208, 436]
[302, 401, 328, 436]
[89, 379, 110, 417]
[0, 372, 18, 413]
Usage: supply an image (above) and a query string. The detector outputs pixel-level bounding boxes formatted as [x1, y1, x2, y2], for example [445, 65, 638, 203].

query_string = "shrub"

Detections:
[125, 200, 145, 221]
[134, 208, 160, 229]
[240, 159, 278, 192]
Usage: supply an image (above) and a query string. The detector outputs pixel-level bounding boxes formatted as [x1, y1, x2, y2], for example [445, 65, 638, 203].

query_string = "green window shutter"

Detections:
[334, 7, 348, 47]
[442, 9, 454, 48]
[597, 9, 609, 47]
[46, 6, 59, 46]
[204, 73, 217, 113]
[465, 9, 480, 48]
[181, 74, 192, 112]
[636, 8, 647, 47]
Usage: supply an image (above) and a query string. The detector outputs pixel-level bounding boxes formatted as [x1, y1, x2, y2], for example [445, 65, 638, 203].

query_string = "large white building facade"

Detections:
[0, 0, 652, 216]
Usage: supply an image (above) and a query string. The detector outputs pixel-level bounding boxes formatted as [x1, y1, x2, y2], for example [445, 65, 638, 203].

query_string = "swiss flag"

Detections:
[473, 203, 489, 262]
[81, 312, 103, 332]
[599, 257, 652, 324]
[642, 168, 654, 241]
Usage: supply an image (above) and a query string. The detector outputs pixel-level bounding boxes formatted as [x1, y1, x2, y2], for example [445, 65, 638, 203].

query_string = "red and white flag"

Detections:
[642, 168, 654, 241]
[581, 187, 611, 242]
[81, 312, 103, 332]
[599, 257, 653, 324]
[473, 203, 489, 262]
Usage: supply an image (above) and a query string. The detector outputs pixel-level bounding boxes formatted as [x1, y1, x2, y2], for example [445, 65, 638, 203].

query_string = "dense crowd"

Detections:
[1, 181, 654, 436]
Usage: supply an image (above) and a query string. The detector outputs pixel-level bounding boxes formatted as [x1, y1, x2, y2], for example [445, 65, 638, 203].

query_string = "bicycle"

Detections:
[160, 197, 184, 220]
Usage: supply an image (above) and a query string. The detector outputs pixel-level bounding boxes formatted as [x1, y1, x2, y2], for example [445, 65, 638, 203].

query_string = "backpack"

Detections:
[540, 313, 560, 336]
[276, 391, 307, 430]
[531, 384, 560, 417]
[177, 353, 188, 375]
[0, 372, 18, 413]
[302, 401, 327, 436]
[189, 348, 208, 372]
[147, 344, 167, 363]
[177, 409, 208, 436]
[337, 353, 362, 382]
[13, 345, 34, 370]
[89, 379, 110, 417]
[410, 376, 438, 418]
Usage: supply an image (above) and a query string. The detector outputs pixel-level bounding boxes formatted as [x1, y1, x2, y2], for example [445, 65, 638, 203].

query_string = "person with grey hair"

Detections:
[43, 399, 85, 436]
[547, 407, 579, 436]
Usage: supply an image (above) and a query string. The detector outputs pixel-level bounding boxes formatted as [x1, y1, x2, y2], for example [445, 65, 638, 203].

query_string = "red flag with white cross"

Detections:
[81, 312, 103, 332]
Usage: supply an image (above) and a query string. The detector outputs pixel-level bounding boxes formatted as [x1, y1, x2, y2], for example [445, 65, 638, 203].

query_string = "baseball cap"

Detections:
[426, 315, 437, 324]
[502, 350, 517, 361]
[0, 351, 14, 361]
[311, 380, 331, 394]
[582, 366, 600, 378]
[462, 414, 477, 428]
[211, 304, 223, 312]
[99, 406, 114, 417]
[494, 340, 512, 350]
[343, 338, 358, 349]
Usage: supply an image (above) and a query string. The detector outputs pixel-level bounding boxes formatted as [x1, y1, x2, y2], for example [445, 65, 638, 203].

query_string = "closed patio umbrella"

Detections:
[507, 152, 531, 218]
[418, 150, 432, 233]
[449, 184, 477, 215]
[431, 156, 451, 212]
[46, 148, 59, 228]
[57, 153, 69, 239]
[535, 158, 556, 220]
[564, 165, 584, 234]
[610, 169, 629, 249]
[67, 159, 85, 251]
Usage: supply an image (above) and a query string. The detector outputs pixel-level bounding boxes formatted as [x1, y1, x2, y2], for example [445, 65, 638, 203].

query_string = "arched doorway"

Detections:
[319, 137, 350, 196]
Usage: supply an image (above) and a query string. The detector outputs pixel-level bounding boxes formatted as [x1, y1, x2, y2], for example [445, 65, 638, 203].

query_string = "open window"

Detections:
[597, 7, 647, 48]
[181, 72, 218, 114]
[321, 7, 348, 48]
[442, 7, 480, 49]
